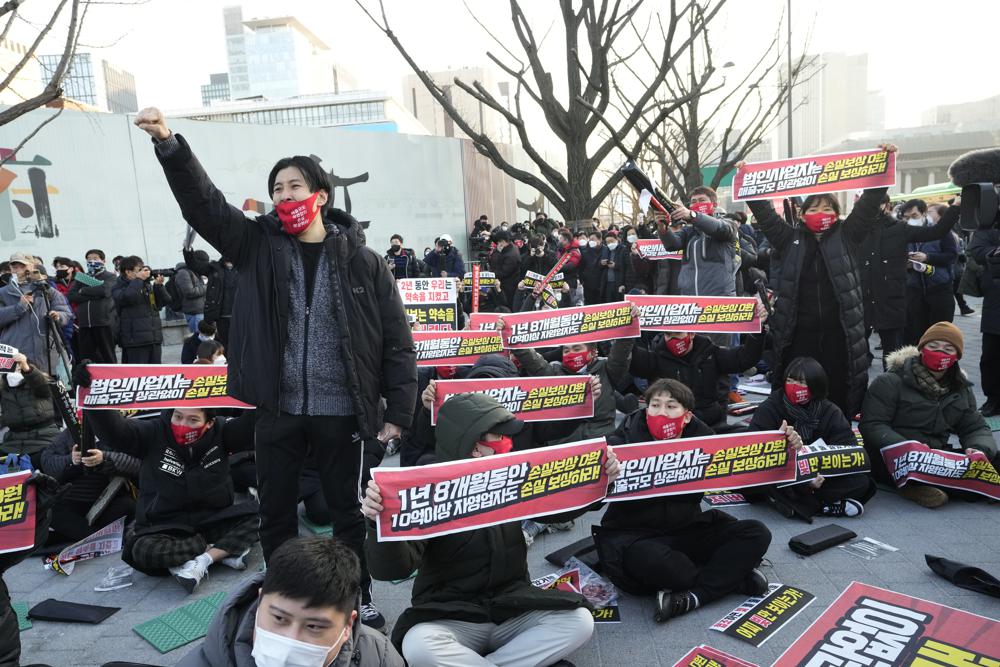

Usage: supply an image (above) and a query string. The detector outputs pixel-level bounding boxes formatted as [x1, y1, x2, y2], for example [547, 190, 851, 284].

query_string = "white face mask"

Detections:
[213, 355, 227, 366]
[198, 334, 215, 342]
[606, 242, 618, 251]
[252, 618, 346, 667]
[627, 234, 638, 243]
[906, 217, 925, 227]
[588, 240, 599, 248]
[6, 371, 24, 388]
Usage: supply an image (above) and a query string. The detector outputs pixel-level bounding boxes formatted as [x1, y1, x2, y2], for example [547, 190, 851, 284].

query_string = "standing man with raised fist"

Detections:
[133, 107, 416, 631]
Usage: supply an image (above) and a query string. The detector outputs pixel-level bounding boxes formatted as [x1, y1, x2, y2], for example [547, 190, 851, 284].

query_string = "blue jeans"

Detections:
[185, 313, 204, 334]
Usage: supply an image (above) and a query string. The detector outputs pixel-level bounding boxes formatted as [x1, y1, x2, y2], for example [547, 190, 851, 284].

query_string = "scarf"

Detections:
[911, 361, 951, 400]
[782, 395, 821, 444]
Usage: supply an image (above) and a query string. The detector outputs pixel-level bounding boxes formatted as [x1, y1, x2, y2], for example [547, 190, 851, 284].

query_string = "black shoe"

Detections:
[653, 590, 699, 623]
[820, 499, 864, 518]
[738, 568, 769, 596]
[960, 305, 975, 316]
[981, 400, 1000, 418]
[360, 602, 386, 632]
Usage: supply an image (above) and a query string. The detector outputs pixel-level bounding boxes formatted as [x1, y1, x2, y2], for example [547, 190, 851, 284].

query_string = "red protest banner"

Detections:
[372, 438, 608, 541]
[732, 148, 896, 202]
[671, 645, 759, 667]
[77, 364, 253, 410]
[471, 265, 481, 312]
[774, 582, 1000, 666]
[0, 470, 36, 554]
[413, 330, 504, 367]
[397, 278, 460, 331]
[501, 302, 640, 349]
[881, 440, 1000, 500]
[431, 376, 594, 425]
[607, 431, 793, 501]
[469, 312, 499, 330]
[633, 239, 683, 261]
[626, 294, 762, 334]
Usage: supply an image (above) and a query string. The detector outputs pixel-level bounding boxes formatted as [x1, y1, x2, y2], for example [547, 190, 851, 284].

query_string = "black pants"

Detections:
[876, 328, 905, 370]
[124, 515, 258, 575]
[299, 469, 331, 525]
[620, 517, 771, 603]
[255, 411, 371, 599]
[48, 495, 135, 544]
[783, 329, 851, 417]
[121, 345, 161, 364]
[983, 332, 1000, 402]
[215, 317, 231, 349]
[905, 287, 955, 345]
[78, 326, 117, 364]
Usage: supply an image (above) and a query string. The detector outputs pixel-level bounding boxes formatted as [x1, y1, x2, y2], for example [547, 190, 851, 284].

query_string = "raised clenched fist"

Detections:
[133, 107, 171, 141]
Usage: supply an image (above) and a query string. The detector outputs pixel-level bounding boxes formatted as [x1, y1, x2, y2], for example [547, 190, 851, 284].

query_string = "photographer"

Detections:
[423, 234, 465, 279]
[0, 253, 73, 373]
[113, 255, 172, 364]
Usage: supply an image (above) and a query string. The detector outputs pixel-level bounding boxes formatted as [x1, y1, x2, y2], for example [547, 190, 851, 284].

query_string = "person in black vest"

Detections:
[740, 143, 898, 417]
[113, 256, 172, 364]
[134, 106, 416, 629]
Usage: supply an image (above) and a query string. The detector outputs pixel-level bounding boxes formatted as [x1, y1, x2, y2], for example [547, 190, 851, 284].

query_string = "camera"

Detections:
[150, 268, 177, 278]
[31, 279, 52, 293]
[948, 148, 1000, 231]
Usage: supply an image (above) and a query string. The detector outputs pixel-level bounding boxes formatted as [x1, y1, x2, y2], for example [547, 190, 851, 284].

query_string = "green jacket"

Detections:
[365, 393, 589, 650]
[512, 339, 633, 444]
[859, 346, 996, 483]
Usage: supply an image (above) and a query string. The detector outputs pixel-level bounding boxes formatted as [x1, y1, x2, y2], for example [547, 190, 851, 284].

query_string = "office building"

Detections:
[37, 52, 137, 113]
[0, 37, 43, 106]
[921, 94, 1000, 126]
[403, 67, 512, 141]
[201, 73, 231, 106]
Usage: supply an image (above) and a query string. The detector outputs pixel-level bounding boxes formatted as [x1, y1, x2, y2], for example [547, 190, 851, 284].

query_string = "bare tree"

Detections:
[355, 0, 727, 222]
[615, 5, 817, 198]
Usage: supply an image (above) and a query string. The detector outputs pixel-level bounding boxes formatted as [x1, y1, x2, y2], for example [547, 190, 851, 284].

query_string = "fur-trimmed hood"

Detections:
[885, 345, 919, 372]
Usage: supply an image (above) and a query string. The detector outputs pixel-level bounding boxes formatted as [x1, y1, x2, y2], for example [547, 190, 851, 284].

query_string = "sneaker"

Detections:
[980, 400, 999, 418]
[653, 590, 699, 623]
[220, 548, 250, 571]
[360, 602, 386, 632]
[169, 555, 210, 594]
[738, 568, 768, 597]
[959, 305, 975, 316]
[546, 520, 574, 532]
[901, 485, 948, 509]
[820, 499, 864, 518]
[94, 565, 134, 592]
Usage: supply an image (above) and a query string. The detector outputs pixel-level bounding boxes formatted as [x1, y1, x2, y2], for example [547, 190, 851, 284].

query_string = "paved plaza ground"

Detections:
[9, 298, 999, 666]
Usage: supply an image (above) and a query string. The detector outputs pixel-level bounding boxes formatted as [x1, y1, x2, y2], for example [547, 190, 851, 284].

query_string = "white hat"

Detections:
[439, 234, 453, 243]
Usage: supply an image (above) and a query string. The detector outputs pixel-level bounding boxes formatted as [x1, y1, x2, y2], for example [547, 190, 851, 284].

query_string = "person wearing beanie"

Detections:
[488, 228, 521, 307]
[860, 321, 997, 508]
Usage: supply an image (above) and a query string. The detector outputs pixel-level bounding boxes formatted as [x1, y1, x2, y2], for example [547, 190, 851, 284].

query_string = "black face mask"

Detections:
[390, 244, 401, 253]
[56, 269, 70, 281]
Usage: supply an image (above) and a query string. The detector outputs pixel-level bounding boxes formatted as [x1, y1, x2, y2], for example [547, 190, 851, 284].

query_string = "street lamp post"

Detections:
[786, 0, 793, 158]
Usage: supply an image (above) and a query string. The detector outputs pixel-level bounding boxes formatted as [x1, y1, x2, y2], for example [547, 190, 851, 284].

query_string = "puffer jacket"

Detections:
[41, 428, 140, 505]
[113, 277, 170, 348]
[0, 366, 59, 456]
[67, 270, 118, 329]
[183, 248, 236, 322]
[970, 227, 1000, 335]
[0, 279, 73, 370]
[365, 393, 590, 650]
[423, 247, 465, 278]
[177, 574, 404, 667]
[906, 228, 958, 292]
[153, 134, 416, 437]
[659, 213, 738, 296]
[859, 345, 996, 483]
[747, 188, 885, 415]
[173, 264, 207, 315]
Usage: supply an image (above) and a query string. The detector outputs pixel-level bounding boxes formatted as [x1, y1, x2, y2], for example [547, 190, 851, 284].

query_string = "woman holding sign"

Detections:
[740, 143, 898, 416]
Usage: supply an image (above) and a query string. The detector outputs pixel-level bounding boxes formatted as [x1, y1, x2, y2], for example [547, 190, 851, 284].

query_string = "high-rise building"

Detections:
[403, 67, 511, 141]
[37, 53, 137, 113]
[214, 6, 357, 105]
[777, 52, 884, 157]
[201, 73, 231, 106]
[921, 94, 1000, 126]
[0, 37, 43, 106]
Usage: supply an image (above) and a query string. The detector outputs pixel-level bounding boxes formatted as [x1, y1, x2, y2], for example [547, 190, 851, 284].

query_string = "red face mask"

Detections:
[921, 348, 958, 372]
[784, 381, 811, 405]
[562, 349, 594, 373]
[275, 190, 322, 235]
[801, 211, 838, 233]
[690, 201, 715, 216]
[436, 365, 459, 379]
[477, 435, 513, 455]
[646, 412, 688, 440]
[171, 421, 208, 447]
[665, 335, 693, 357]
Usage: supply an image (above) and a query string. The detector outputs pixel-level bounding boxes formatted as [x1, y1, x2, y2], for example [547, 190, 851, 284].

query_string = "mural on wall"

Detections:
[0, 149, 61, 242]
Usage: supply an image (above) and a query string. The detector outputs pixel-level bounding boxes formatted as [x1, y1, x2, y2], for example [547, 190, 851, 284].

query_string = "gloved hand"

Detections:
[71, 360, 93, 388]
[27, 470, 71, 514]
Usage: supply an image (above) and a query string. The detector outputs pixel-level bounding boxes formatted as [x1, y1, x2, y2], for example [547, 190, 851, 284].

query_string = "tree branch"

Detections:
[0, 107, 63, 167]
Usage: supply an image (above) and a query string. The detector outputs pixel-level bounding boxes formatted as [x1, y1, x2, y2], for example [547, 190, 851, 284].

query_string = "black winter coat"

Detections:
[154, 135, 417, 437]
[67, 270, 117, 328]
[41, 428, 141, 505]
[628, 333, 764, 428]
[113, 277, 170, 348]
[183, 249, 236, 323]
[488, 243, 522, 302]
[747, 394, 855, 448]
[970, 227, 1000, 335]
[747, 188, 886, 415]
[860, 209, 958, 330]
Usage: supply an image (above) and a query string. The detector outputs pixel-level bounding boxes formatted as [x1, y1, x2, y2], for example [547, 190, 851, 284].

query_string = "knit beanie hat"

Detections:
[917, 321, 964, 359]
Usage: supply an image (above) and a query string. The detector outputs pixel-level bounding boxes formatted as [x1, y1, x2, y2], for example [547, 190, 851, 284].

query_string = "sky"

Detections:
[8, 0, 1000, 131]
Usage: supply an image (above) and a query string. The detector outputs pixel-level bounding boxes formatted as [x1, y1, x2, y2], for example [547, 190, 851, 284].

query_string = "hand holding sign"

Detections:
[362, 479, 383, 521]
[780, 420, 803, 450]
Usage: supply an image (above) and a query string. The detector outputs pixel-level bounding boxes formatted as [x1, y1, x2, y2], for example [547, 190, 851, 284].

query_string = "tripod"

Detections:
[37, 283, 72, 383]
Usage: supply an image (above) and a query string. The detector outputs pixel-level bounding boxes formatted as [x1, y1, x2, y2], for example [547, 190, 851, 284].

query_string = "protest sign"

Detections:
[45, 516, 126, 575]
[608, 431, 793, 501]
[671, 645, 758, 667]
[462, 270, 496, 292]
[0, 344, 17, 373]
[533, 556, 621, 624]
[625, 294, 762, 334]
[397, 277, 459, 331]
[702, 491, 749, 507]
[501, 302, 640, 348]
[881, 440, 1000, 500]
[732, 148, 896, 202]
[372, 438, 608, 541]
[778, 439, 869, 487]
[431, 376, 594, 425]
[774, 582, 1000, 666]
[77, 364, 252, 410]
[413, 330, 504, 366]
[710, 583, 815, 648]
[522, 270, 567, 290]
[0, 471, 35, 554]
[469, 312, 500, 330]
[633, 239, 683, 261]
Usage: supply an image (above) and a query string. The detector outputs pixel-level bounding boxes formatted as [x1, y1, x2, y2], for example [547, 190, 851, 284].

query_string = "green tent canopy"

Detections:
[889, 182, 962, 203]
